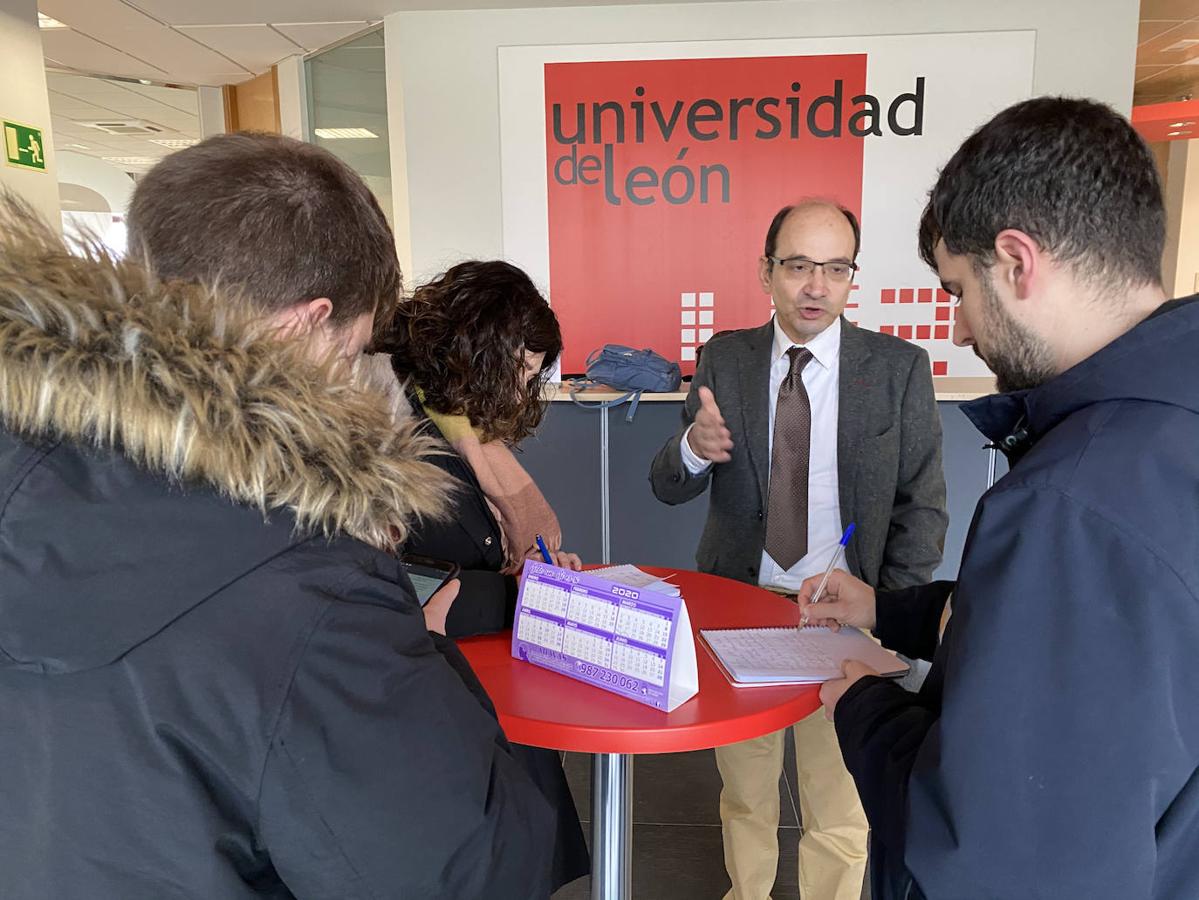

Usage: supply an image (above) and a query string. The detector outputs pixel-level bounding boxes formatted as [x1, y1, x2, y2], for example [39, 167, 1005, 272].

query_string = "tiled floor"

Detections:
[551, 729, 871, 900]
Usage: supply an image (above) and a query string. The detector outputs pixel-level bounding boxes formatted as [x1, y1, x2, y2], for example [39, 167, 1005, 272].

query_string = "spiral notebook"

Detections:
[700, 626, 908, 686]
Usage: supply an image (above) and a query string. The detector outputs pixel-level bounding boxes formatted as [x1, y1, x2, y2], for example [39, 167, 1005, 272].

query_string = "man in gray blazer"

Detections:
[650, 201, 947, 900]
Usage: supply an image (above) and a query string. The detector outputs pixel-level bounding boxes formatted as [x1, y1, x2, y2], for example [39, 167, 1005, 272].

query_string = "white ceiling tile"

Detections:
[126, 110, 186, 123]
[146, 122, 195, 135]
[51, 105, 104, 119]
[131, 0, 722, 23]
[79, 141, 128, 155]
[42, 0, 753, 88]
[65, 85, 142, 104]
[95, 102, 163, 114]
[40, 0, 254, 85]
[50, 84, 196, 128]
[47, 91, 96, 105]
[171, 69, 257, 87]
[40, 0, 162, 35]
[85, 139, 134, 152]
[60, 74, 109, 92]
[107, 99, 188, 118]
[175, 24, 304, 71]
[120, 83, 174, 99]
[46, 72, 111, 94]
[114, 28, 253, 83]
[128, 0, 392, 26]
[134, 0, 751, 15]
[142, 106, 197, 121]
[51, 122, 97, 138]
[55, 109, 113, 120]
[54, 117, 116, 131]
[40, 30, 164, 79]
[149, 123, 199, 136]
[272, 22, 372, 51]
[119, 83, 200, 113]
[164, 95, 200, 113]
[49, 101, 111, 117]
[108, 137, 171, 151]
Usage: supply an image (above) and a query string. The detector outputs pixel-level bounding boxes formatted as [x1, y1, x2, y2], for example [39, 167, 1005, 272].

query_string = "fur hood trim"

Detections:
[0, 195, 449, 549]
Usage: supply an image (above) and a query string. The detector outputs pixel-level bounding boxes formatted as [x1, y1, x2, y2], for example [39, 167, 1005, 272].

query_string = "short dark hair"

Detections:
[918, 97, 1165, 288]
[126, 132, 399, 325]
[764, 201, 861, 261]
[384, 260, 562, 444]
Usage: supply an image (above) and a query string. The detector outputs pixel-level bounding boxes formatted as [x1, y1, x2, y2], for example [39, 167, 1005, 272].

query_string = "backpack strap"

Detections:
[568, 385, 644, 422]
[624, 391, 642, 422]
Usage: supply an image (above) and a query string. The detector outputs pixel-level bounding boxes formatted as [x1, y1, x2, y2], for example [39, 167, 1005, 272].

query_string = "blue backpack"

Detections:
[570, 345, 682, 421]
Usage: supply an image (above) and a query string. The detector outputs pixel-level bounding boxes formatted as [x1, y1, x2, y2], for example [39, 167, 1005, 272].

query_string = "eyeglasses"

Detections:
[768, 255, 859, 283]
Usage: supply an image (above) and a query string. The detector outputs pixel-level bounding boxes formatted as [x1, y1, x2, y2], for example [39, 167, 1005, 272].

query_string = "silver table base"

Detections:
[591, 752, 634, 899]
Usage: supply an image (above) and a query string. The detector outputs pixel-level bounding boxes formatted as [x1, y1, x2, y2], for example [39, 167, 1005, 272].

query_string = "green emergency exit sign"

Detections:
[4, 120, 46, 172]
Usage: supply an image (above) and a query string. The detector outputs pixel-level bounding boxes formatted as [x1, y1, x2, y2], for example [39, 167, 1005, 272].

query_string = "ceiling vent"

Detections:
[79, 120, 166, 135]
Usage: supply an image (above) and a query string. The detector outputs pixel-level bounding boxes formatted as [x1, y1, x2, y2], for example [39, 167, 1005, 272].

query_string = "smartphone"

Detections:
[400, 555, 460, 607]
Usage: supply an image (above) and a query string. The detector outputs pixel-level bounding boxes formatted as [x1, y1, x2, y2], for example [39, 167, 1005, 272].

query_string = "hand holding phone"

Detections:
[421, 579, 459, 636]
[400, 555, 461, 607]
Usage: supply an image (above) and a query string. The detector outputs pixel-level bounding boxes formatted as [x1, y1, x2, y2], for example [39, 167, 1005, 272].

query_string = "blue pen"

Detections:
[535, 534, 554, 565]
[808, 523, 855, 608]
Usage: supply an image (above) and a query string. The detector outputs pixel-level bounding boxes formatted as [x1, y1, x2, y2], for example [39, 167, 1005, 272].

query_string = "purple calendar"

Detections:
[512, 562, 698, 712]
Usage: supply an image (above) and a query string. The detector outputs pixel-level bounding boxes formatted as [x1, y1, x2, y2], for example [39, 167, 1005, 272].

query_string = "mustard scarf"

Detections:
[419, 392, 562, 574]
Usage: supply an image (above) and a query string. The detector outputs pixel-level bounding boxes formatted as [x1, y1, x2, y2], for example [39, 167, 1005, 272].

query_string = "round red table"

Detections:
[457, 567, 820, 900]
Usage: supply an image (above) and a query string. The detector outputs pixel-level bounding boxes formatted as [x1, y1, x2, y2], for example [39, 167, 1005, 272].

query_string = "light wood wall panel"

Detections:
[223, 69, 281, 134]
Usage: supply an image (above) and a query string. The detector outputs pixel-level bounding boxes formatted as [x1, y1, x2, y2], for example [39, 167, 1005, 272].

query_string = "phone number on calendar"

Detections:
[577, 662, 640, 692]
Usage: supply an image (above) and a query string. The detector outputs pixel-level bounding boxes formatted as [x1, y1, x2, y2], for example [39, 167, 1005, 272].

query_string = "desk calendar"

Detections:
[512, 562, 699, 711]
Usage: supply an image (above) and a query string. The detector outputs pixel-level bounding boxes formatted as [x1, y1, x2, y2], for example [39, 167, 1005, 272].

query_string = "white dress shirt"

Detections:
[681, 316, 843, 591]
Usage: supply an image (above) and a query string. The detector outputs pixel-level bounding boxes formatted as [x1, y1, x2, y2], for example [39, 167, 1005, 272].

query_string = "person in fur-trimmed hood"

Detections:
[0, 134, 554, 899]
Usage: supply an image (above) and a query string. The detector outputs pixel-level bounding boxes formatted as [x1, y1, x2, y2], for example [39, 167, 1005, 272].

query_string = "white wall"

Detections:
[384, 0, 1139, 282]
[1164, 138, 1199, 297]
[0, 0, 59, 226]
[384, 18, 415, 283]
[276, 55, 309, 141]
[197, 86, 226, 139]
[56, 151, 134, 215]
[56, 151, 135, 255]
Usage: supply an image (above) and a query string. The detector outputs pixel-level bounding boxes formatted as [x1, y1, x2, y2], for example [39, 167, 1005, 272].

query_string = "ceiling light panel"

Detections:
[314, 127, 377, 139]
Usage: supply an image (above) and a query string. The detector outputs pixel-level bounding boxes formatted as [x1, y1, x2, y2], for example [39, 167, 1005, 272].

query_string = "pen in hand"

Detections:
[534, 533, 554, 565]
[801, 523, 855, 626]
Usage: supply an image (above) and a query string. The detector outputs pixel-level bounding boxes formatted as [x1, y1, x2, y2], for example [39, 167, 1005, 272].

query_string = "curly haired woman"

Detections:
[382, 259, 589, 891]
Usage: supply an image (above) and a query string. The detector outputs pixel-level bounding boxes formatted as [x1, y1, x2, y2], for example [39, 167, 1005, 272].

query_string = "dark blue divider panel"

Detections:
[514, 401, 604, 561]
[518, 399, 1007, 582]
[934, 401, 1007, 581]
[607, 402, 709, 570]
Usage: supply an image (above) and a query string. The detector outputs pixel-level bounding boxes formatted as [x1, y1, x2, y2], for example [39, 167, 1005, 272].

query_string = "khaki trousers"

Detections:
[715, 707, 868, 900]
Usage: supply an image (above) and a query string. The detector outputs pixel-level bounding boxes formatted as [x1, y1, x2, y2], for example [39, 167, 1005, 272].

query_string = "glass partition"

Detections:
[305, 28, 392, 224]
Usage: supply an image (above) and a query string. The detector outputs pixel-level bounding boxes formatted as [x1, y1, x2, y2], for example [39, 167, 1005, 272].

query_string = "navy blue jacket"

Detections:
[836, 296, 1199, 900]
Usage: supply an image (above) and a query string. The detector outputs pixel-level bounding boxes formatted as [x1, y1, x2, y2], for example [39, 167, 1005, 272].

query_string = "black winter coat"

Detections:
[0, 216, 555, 899]
[403, 416, 590, 891]
[404, 421, 518, 638]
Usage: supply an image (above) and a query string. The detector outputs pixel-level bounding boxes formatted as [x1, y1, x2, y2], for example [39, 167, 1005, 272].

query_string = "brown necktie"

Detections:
[764, 347, 813, 571]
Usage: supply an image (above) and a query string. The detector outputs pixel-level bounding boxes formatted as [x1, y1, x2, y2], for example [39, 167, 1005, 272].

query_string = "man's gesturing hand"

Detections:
[686, 387, 734, 463]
